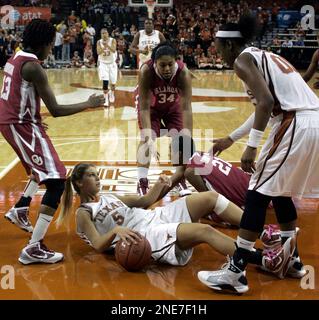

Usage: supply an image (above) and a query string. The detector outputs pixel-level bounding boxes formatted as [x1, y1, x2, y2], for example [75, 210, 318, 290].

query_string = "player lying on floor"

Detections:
[56, 162, 298, 281]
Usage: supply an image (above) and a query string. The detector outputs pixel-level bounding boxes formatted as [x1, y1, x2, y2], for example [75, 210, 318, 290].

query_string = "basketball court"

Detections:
[0, 66, 319, 300]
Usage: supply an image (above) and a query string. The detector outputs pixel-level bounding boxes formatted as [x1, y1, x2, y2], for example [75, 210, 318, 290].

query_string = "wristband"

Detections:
[247, 128, 263, 148]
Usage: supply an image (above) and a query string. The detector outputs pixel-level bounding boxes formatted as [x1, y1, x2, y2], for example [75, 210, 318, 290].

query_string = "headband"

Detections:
[216, 30, 243, 38]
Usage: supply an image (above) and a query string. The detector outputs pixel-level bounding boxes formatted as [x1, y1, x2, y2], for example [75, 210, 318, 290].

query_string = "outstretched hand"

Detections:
[88, 94, 105, 108]
[156, 174, 172, 188]
[208, 137, 234, 156]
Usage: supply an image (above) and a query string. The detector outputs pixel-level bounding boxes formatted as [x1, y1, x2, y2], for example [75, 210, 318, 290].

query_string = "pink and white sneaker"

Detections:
[19, 241, 64, 265]
[261, 237, 296, 279]
[5, 207, 33, 233]
[260, 224, 281, 250]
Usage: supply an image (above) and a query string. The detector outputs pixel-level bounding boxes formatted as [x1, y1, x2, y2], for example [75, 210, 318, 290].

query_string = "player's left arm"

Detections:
[178, 67, 193, 135]
[234, 53, 274, 172]
[234, 53, 274, 133]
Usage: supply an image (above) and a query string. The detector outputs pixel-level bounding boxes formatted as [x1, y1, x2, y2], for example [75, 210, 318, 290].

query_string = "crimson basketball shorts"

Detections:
[0, 123, 66, 183]
[137, 104, 183, 139]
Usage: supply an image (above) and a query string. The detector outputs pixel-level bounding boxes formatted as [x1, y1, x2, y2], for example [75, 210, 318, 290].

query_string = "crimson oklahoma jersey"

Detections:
[187, 152, 250, 209]
[0, 50, 66, 182]
[0, 50, 41, 124]
[146, 59, 184, 110]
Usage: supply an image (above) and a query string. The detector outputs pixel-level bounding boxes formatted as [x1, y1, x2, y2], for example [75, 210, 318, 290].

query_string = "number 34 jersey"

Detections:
[0, 50, 42, 124]
[146, 59, 184, 111]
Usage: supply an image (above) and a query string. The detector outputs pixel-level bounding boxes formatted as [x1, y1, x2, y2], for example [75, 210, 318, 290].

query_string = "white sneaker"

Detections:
[5, 207, 33, 233]
[198, 257, 249, 294]
[286, 256, 307, 278]
[104, 93, 109, 107]
[19, 241, 64, 265]
[109, 90, 115, 103]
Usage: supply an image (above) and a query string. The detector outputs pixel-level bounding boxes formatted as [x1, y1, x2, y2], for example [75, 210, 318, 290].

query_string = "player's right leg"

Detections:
[5, 174, 38, 233]
[19, 179, 65, 265]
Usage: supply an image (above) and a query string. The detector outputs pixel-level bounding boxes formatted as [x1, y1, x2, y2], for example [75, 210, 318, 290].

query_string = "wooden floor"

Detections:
[0, 68, 319, 300]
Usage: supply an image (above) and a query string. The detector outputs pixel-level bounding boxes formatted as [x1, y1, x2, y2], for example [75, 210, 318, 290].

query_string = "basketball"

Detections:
[115, 236, 152, 271]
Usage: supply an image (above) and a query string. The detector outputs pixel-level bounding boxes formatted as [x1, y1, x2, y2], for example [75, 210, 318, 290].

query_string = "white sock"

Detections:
[280, 230, 296, 238]
[137, 167, 149, 180]
[30, 213, 53, 244]
[236, 236, 255, 251]
[23, 179, 39, 198]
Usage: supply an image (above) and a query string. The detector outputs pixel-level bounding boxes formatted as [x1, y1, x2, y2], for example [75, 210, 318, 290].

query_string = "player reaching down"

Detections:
[136, 42, 193, 196]
[197, 14, 319, 293]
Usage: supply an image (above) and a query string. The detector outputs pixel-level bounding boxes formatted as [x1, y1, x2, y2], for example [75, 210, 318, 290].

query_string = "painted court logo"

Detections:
[1, 265, 15, 290]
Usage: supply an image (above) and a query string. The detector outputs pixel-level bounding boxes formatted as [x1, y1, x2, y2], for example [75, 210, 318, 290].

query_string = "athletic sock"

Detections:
[30, 213, 53, 244]
[137, 167, 149, 180]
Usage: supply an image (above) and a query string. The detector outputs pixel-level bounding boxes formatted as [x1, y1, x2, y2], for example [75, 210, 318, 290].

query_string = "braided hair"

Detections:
[22, 19, 56, 50]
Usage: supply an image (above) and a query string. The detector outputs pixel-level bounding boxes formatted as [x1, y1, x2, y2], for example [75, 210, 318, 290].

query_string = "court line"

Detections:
[0, 157, 19, 180]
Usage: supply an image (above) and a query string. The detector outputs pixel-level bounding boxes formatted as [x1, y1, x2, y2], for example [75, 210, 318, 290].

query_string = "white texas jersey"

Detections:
[98, 38, 116, 64]
[138, 29, 161, 66]
[240, 47, 319, 112]
[76, 194, 154, 247]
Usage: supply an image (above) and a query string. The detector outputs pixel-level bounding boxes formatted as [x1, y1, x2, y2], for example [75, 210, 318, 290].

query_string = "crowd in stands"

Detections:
[0, 0, 318, 70]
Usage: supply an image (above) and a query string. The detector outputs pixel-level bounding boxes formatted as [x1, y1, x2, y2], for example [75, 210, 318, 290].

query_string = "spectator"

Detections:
[71, 51, 83, 68]
[62, 30, 71, 61]
[54, 30, 63, 60]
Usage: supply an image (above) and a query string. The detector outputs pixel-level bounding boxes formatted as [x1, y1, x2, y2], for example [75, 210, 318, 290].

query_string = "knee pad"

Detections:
[240, 190, 271, 233]
[214, 194, 230, 215]
[41, 179, 65, 209]
[103, 80, 109, 91]
[272, 197, 297, 224]
[171, 134, 196, 166]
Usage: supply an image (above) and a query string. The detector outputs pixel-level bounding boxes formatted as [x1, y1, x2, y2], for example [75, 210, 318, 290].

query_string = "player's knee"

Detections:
[240, 190, 271, 233]
[103, 80, 109, 91]
[193, 223, 213, 241]
[213, 193, 230, 215]
[41, 179, 65, 210]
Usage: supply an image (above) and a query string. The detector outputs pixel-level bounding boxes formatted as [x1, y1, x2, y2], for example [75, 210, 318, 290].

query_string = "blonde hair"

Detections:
[56, 163, 95, 227]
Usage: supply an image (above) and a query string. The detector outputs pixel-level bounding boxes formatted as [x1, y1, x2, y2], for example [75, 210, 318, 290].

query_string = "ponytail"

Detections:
[56, 162, 94, 228]
[56, 176, 74, 228]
